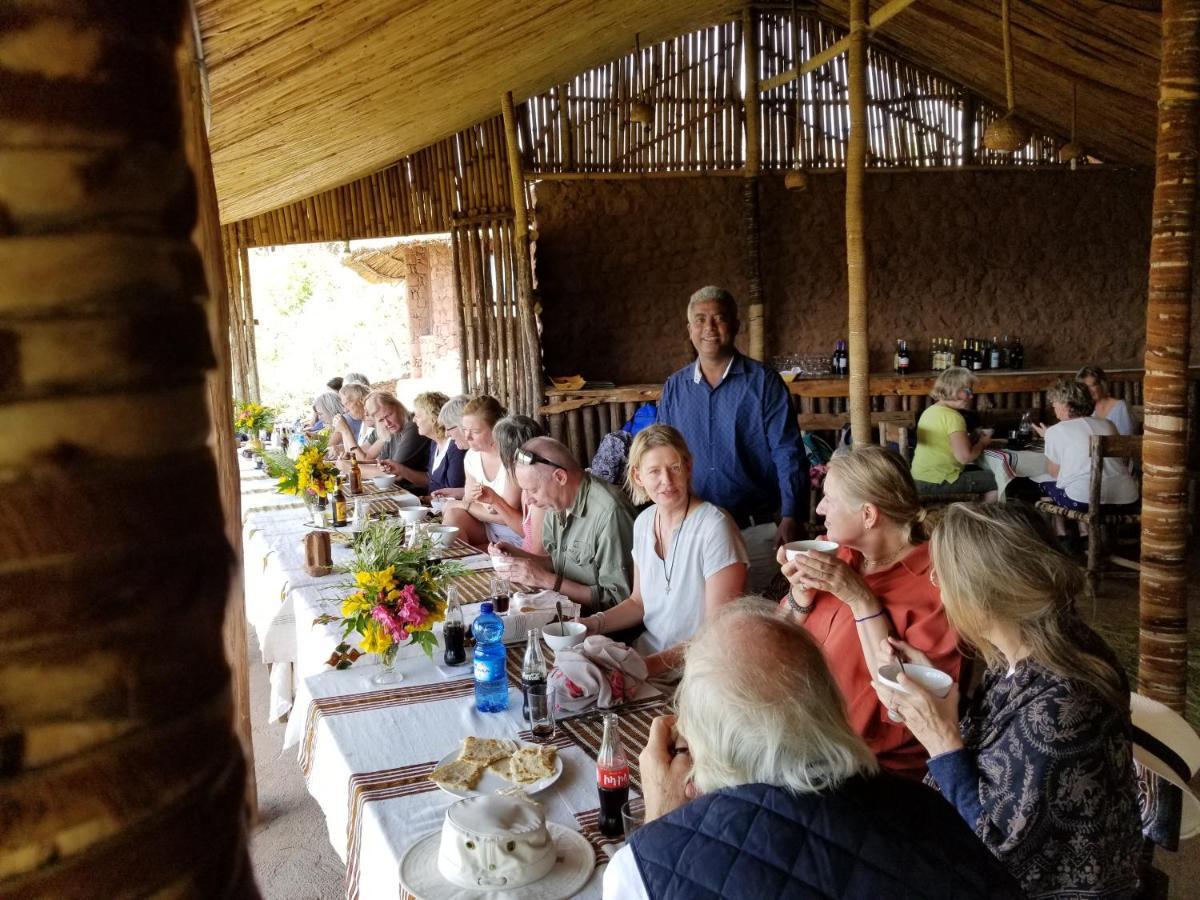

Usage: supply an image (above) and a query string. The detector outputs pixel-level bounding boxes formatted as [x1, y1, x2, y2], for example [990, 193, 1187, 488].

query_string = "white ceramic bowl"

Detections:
[784, 539, 840, 562]
[425, 525, 458, 548]
[372, 474, 397, 490]
[877, 663, 953, 698]
[542, 621, 587, 652]
[431, 496, 447, 513]
[399, 507, 430, 525]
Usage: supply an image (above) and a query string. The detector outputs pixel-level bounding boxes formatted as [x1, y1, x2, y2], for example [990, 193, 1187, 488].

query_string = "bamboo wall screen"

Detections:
[519, 11, 1068, 174]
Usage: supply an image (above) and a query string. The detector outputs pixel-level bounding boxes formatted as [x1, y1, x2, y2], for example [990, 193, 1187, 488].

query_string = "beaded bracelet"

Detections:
[786, 587, 815, 615]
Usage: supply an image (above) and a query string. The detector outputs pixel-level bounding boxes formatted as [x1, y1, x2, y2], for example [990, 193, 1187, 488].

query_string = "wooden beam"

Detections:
[846, 0, 871, 446]
[760, 0, 921, 92]
[1138, 0, 1199, 716]
[742, 6, 765, 361]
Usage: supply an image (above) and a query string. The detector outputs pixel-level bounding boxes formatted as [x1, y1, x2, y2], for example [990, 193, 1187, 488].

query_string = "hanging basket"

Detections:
[784, 168, 809, 191]
[1058, 140, 1085, 163]
[629, 99, 654, 125]
[983, 113, 1032, 153]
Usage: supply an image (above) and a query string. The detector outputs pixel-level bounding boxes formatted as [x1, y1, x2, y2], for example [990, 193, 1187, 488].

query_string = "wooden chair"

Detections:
[1035, 433, 1142, 591]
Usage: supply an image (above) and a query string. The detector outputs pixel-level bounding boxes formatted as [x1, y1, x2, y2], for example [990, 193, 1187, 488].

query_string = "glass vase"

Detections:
[373, 642, 404, 685]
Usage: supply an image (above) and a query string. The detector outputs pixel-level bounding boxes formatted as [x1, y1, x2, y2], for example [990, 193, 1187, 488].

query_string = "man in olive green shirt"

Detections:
[489, 436, 634, 613]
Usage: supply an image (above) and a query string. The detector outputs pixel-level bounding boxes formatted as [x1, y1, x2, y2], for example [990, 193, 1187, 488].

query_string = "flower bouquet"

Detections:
[262, 430, 339, 520]
[234, 401, 275, 450]
[315, 521, 464, 680]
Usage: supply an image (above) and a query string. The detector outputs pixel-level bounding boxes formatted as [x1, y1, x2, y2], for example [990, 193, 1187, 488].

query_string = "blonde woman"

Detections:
[777, 446, 961, 778]
[875, 503, 1141, 898]
[579, 425, 747, 676]
[441, 395, 522, 548]
[411, 391, 465, 495]
[911, 366, 997, 500]
[350, 391, 432, 489]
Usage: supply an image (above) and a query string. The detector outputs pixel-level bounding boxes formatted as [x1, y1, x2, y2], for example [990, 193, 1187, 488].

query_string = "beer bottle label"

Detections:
[597, 764, 630, 789]
[335, 500, 347, 520]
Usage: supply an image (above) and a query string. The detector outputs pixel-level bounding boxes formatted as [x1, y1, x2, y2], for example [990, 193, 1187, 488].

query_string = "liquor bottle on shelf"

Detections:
[999, 335, 1010, 369]
[1009, 336, 1025, 370]
[893, 340, 902, 375]
[971, 340, 984, 372]
[833, 340, 848, 377]
[897, 339, 911, 375]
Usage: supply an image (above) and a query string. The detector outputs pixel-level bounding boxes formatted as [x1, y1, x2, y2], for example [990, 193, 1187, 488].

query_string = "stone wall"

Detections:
[402, 239, 459, 380]
[533, 168, 1180, 384]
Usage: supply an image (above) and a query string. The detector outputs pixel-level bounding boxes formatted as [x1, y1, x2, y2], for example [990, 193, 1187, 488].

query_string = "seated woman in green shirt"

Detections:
[910, 367, 997, 500]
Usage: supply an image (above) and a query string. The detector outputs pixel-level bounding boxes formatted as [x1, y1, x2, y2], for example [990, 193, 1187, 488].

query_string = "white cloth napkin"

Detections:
[548, 636, 649, 713]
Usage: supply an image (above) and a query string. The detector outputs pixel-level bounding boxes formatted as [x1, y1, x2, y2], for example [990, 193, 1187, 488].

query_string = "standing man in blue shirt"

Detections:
[658, 286, 807, 590]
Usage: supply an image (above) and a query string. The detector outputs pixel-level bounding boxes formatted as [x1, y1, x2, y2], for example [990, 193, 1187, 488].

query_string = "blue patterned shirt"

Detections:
[658, 353, 806, 520]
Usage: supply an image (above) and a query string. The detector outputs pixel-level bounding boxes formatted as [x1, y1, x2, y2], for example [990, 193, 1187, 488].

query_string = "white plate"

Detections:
[432, 744, 563, 798]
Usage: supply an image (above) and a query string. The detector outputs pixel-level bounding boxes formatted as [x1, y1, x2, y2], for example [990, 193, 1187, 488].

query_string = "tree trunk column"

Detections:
[846, 0, 871, 445]
[1139, 0, 1200, 716]
[0, 2, 254, 893]
[742, 7, 765, 361]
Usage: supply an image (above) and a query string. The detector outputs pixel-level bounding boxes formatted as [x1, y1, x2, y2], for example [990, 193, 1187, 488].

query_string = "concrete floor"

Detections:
[245, 576, 1200, 899]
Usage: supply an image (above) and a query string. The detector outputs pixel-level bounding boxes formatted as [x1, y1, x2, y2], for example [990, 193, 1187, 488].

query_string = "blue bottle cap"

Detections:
[480, 602, 493, 614]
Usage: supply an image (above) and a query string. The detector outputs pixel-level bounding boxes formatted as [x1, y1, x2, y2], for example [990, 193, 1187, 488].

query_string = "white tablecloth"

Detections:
[980, 446, 1052, 500]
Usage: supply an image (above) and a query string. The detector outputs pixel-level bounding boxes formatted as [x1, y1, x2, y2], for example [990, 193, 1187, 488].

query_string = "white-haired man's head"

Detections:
[515, 436, 583, 513]
[676, 598, 877, 796]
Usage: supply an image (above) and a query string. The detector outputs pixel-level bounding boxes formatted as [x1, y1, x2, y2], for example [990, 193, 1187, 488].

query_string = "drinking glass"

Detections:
[490, 574, 511, 615]
[621, 798, 646, 838]
[526, 680, 555, 741]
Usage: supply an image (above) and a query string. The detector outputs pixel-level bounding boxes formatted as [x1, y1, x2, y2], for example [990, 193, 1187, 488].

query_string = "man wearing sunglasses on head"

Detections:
[488, 436, 635, 613]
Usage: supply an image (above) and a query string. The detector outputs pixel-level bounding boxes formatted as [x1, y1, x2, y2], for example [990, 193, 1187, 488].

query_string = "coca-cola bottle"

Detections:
[521, 627, 548, 724]
[442, 586, 467, 667]
[596, 712, 630, 837]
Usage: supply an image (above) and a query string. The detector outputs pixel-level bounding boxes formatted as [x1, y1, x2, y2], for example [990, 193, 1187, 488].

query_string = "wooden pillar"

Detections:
[846, 0, 871, 445]
[180, 13, 258, 822]
[0, 2, 254, 894]
[742, 6, 765, 361]
[1138, 0, 1200, 715]
[501, 91, 543, 416]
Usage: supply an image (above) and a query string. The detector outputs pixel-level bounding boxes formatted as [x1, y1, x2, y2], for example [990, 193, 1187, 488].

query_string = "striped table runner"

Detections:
[558, 699, 673, 794]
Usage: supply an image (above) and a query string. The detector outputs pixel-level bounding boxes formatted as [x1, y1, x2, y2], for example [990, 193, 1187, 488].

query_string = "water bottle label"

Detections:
[597, 765, 629, 789]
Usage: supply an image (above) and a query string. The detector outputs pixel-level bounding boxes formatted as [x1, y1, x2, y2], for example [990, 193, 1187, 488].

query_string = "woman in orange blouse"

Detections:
[777, 446, 960, 778]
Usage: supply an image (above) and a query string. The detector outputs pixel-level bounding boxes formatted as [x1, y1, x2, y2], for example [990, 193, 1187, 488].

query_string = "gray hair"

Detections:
[494, 415, 544, 475]
[344, 372, 371, 386]
[930, 366, 976, 402]
[338, 382, 370, 407]
[312, 391, 345, 426]
[686, 285, 738, 322]
[676, 598, 877, 796]
[437, 394, 470, 429]
[1047, 377, 1095, 419]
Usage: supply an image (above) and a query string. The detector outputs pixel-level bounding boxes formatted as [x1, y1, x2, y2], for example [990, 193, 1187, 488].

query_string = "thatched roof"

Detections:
[341, 243, 408, 284]
[195, 1, 1160, 223]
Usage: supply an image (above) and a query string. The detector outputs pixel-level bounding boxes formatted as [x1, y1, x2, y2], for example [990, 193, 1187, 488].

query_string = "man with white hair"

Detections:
[657, 286, 807, 591]
[603, 599, 1023, 899]
[491, 436, 634, 613]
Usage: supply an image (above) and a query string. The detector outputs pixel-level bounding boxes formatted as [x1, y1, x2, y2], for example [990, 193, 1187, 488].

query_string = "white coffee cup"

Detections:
[876, 663, 954, 698]
[784, 539, 840, 562]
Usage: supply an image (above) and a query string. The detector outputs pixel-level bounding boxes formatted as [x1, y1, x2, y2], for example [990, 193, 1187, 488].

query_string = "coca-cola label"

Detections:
[597, 764, 629, 789]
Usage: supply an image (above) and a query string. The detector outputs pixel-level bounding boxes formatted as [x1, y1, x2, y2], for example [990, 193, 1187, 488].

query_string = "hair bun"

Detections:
[914, 508, 928, 524]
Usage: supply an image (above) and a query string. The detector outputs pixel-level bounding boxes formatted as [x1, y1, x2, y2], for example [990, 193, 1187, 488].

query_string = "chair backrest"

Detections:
[878, 421, 912, 461]
[1088, 433, 1143, 513]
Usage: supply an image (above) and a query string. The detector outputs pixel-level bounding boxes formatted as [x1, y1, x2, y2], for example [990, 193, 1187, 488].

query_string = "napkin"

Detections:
[549, 636, 649, 713]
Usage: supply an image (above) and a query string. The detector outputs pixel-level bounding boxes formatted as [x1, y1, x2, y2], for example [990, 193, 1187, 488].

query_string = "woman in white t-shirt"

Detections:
[1077, 366, 1135, 436]
[1034, 379, 1138, 519]
[580, 425, 748, 677]
[441, 395, 523, 549]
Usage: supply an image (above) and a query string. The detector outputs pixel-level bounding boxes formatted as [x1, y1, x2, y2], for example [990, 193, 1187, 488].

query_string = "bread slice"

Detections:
[429, 758, 484, 791]
[509, 745, 557, 784]
[458, 736, 516, 766]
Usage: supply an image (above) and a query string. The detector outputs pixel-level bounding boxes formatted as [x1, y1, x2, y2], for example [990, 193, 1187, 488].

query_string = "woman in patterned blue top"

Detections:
[875, 503, 1141, 899]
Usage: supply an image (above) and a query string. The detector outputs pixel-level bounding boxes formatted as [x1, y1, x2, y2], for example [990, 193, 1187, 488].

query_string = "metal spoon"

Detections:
[555, 601, 564, 635]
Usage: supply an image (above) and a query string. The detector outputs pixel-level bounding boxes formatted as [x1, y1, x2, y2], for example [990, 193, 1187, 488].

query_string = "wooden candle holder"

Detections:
[303, 531, 333, 577]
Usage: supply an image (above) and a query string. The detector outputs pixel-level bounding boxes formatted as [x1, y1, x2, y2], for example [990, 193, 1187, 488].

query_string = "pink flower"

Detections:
[371, 605, 409, 643]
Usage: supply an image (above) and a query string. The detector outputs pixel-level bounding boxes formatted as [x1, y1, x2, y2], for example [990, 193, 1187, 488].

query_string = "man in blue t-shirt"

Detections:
[657, 286, 806, 590]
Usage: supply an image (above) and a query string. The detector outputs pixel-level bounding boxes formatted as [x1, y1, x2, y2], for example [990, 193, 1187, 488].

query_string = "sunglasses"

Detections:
[515, 448, 565, 471]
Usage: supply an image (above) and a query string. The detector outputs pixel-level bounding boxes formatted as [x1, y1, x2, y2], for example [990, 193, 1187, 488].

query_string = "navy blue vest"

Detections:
[628, 776, 1023, 899]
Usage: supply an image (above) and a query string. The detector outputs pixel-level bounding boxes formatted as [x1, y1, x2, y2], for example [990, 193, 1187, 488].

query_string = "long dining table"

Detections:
[239, 456, 666, 899]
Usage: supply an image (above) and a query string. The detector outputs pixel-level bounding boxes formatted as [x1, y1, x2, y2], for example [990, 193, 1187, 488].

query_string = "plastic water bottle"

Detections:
[472, 602, 509, 713]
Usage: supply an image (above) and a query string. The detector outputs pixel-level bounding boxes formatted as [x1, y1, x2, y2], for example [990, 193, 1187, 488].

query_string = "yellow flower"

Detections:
[361, 620, 392, 655]
[341, 590, 374, 618]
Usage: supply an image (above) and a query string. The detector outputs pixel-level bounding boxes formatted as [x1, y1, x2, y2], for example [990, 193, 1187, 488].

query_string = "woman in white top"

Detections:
[580, 425, 747, 677]
[441, 395, 523, 549]
[1076, 366, 1135, 436]
[1034, 379, 1138, 522]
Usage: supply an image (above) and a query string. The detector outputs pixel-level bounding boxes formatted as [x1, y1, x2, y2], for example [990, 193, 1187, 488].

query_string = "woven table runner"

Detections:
[557, 698, 673, 794]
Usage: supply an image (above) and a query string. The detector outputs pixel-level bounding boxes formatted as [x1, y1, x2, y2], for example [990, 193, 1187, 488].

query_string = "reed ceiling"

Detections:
[195, 0, 1161, 224]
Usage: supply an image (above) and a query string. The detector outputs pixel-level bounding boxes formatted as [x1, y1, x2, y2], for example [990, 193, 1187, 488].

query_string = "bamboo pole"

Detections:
[1138, 0, 1199, 715]
[0, 1, 253, 894]
[846, 0, 871, 446]
[180, 8, 258, 825]
[742, 7, 765, 361]
[501, 92, 543, 415]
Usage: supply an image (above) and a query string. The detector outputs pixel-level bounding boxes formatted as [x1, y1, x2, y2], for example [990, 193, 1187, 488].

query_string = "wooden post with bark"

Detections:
[742, 6, 765, 361]
[846, 0, 871, 445]
[501, 91, 544, 416]
[0, 1, 255, 894]
[1138, 0, 1200, 716]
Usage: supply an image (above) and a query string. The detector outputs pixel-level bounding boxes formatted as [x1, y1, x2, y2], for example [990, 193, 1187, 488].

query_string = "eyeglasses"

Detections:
[515, 448, 565, 471]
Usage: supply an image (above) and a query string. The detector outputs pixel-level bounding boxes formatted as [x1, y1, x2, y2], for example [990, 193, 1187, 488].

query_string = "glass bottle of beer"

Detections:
[349, 456, 362, 495]
[331, 477, 349, 527]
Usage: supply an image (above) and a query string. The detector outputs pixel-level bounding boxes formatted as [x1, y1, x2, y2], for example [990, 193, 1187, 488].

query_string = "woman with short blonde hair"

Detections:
[408, 390, 465, 496]
[581, 424, 747, 676]
[442, 395, 522, 549]
[776, 445, 960, 778]
[351, 390, 432, 488]
[911, 366, 996, 499]
[877, 503, 1141, 897]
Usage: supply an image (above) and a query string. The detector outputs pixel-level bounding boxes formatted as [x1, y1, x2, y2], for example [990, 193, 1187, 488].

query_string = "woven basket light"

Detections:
[984, 112, 1032, 152]
[630, 99, 653, 124]
[784, 167, 809, 191]
[1058, 140, 1085, 162]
